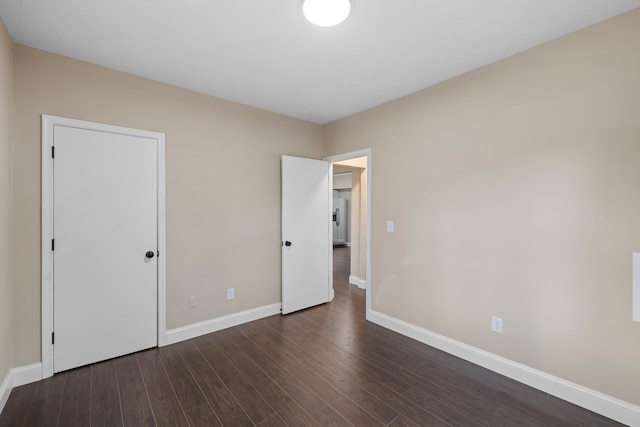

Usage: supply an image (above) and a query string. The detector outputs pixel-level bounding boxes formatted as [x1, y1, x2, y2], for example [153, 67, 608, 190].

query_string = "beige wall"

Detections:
[12, 45, 324, 366]
[350, 170, 362, 280]
[324, 9, 640, 405]
[349, 167, 367, 283]
[359, 168, 367, 281]
[0, 19, 13, 386]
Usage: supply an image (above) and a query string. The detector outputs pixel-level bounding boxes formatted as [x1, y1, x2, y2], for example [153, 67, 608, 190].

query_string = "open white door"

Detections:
[281, 155, 332, 314]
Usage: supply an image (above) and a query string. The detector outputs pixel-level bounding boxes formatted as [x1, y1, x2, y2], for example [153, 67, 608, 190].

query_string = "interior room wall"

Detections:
[359, 169, 367, 281]
[0, 18, 14, 389]
[348, 168, 367, 282]
[334, 160, 367, 283]
[12, 45, 324, 367]
[350, 172, 361, 278]
[323, 9, 640, 406]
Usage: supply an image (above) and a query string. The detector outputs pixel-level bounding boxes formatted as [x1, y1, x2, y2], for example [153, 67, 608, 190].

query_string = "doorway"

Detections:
[324, 149, 371, 318]
[332, 172, 351, 247]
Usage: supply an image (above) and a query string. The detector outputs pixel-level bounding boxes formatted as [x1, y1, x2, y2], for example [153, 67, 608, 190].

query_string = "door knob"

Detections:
[145, 251, 155, 258]
[285, 241, 292, 247]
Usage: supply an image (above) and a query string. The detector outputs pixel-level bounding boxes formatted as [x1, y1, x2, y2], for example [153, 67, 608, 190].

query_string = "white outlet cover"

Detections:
[227, 288, 234, 300]
[491, 316, 503, 334]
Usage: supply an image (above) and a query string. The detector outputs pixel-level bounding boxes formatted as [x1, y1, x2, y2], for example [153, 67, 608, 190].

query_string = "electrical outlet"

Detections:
[189, 296, 197, 309]
[227, 288, 235, 300]
[491, 316, 503, 334]
[387, 220, 394, 232]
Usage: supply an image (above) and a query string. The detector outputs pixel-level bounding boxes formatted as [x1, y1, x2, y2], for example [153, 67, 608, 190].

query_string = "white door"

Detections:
[53, 125, 158, 372]
[281, 155, 332, 314]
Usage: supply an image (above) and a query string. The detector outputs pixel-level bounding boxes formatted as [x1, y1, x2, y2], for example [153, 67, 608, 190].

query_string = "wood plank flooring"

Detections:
[0, 247, 624, 426]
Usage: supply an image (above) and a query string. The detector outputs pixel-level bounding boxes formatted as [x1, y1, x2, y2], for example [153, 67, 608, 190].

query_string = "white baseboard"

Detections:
[2, 303, 284, 414]
[165, 303, 282, 346]
[0, 363, 43, 414]
[5, 310, 636, 425]
[349, 275, 366, 289]
[368, 310, 640, 426]
[0, 369, 11, 414]
[12, 363, 42, 387]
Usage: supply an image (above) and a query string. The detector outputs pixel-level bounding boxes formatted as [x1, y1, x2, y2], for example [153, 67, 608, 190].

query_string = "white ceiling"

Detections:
[1, 1, 639, 124]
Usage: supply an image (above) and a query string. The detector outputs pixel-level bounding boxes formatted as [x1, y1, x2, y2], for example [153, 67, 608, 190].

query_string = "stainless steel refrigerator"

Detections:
[333, 198, 349, 246]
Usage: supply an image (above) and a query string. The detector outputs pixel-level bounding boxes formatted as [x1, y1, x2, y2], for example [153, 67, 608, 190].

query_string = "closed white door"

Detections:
[53, 125, 158, 372]
[281, 155, 331, 314]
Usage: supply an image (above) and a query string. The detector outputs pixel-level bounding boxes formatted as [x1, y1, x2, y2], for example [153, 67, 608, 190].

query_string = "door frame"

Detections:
[41, 115, 167, 379]
[324, 148, 372, 319]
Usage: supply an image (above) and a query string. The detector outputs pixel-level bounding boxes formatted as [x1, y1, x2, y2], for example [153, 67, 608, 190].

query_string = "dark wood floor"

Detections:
[0, 247, 624, 426]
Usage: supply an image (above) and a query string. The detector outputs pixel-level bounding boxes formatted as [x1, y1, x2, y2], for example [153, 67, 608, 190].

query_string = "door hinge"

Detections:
[51, 146, 55, 158]
[51, 239, 54, 251]
[51, 332, 54, 345]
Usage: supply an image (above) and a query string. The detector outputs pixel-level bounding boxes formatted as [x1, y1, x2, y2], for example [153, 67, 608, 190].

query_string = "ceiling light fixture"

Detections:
[302, 0, 351, 27]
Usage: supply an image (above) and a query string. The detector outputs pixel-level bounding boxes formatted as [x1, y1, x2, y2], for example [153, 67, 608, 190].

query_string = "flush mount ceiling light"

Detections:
[303, 0, 351, 27]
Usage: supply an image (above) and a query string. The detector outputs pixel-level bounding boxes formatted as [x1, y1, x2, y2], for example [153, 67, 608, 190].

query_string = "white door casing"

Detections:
[281, 155, 332, 314]
[42, 115, 166, 377]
